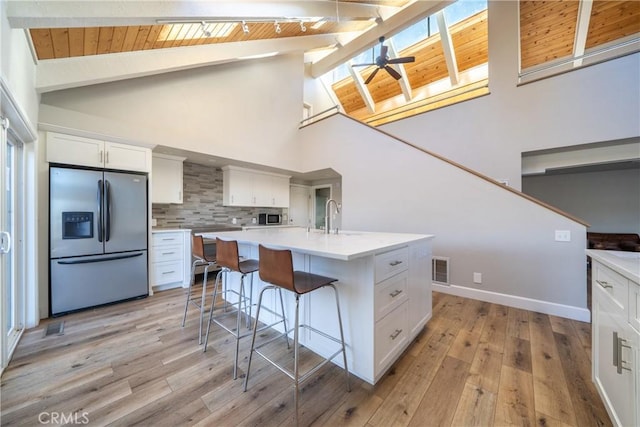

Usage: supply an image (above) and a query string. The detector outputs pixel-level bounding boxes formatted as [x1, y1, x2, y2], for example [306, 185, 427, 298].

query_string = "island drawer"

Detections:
[152, 232, 184, 247]
[375, 246, 409, 283]
[151, 260, 184, 286]
[152, 244, 183, 263]
[375, 302, 408, 373]
[594, 262, 628, 311]
[375, 271, 409, 321]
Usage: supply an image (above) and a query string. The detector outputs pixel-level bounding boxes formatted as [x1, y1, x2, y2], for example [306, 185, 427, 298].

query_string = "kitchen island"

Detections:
[200, 227, 434, 384]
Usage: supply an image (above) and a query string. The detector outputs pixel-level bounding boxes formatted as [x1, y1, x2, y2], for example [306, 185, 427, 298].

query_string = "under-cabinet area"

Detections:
[588, 250, 640, 427]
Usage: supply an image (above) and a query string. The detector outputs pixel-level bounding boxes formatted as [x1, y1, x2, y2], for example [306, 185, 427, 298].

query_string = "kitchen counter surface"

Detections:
[586, 249, 640, 283]
[152, 228, 191, 233]
[199, 227, 434, 261]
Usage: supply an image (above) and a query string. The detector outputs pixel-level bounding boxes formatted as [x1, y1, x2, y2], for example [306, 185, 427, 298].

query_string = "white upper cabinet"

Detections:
[46, 132, 151, 172]
[222, 165, 290, 207]
[152, 154, 185, 204]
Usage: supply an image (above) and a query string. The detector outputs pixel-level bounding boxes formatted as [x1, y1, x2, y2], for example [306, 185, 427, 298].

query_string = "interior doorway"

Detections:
[312, 185, 332, 230]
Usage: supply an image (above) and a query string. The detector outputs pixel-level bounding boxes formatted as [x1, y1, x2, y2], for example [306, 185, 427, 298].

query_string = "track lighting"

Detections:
[242, 20, 249, 34]
[300, 21, 307, 32]
[200, 21, 212, 37]
[274, 21, 282, 34]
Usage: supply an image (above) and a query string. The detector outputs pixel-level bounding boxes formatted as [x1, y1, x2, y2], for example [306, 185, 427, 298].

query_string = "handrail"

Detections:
[299, 105, 340, 127]
[302, 111, 590, 227]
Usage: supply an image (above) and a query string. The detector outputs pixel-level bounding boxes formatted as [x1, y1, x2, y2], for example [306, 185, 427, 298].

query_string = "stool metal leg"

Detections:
[203, 269, 224, 353]
[198, 264, 211, 345]
[329, 284, 350, 391]
[293, 293, 301, 426]
[278, 288, 290, 349]
[182, 258, 203, 327]
[243, 285, 274, 392]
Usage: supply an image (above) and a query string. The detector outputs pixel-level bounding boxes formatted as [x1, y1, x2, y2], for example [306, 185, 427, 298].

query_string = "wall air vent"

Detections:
[432, 256, 450, 285]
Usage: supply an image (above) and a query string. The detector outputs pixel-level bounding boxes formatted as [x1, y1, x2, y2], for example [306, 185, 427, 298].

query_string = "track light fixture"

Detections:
[274, 21, 282, 34]
[300, 21, 307, 32]
[242, 20, 249, 34]
[200, 21, 212, 37]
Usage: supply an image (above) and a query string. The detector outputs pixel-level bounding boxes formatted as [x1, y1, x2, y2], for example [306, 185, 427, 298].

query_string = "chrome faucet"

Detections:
[325, 198, 340, 234]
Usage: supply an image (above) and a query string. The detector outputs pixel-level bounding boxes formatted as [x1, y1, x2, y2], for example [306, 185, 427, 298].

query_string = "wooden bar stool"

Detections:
[243, 244, 350, 425]
[203, 238, 288, 380]
[181, 234, 216, 345]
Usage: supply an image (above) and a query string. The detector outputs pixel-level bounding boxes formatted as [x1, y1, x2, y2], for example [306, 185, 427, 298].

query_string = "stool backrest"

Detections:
[258, 244, 295, 292]
[192, 235, 205, 260]
[216, 238, 240, 271]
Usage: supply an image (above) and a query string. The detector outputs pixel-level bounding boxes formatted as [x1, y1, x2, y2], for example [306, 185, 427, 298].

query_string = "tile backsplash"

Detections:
[152, 161, 283, 228]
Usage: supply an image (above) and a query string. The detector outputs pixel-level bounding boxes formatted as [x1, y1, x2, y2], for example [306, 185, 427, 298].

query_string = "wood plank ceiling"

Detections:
[332, 0, 638, 125]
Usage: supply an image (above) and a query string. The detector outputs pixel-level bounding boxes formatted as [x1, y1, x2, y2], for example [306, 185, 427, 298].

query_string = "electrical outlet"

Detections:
[555, 230, 571, 242]
[473, 272, 482, 284]
[232, 218, 237, 224]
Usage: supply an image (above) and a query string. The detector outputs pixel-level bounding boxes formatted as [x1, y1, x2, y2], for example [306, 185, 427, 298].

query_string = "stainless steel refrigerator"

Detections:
[49, 166, 148, 315]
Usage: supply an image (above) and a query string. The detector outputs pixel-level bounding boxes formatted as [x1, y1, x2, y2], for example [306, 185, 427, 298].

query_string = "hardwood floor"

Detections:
[0, 284, 611, 427]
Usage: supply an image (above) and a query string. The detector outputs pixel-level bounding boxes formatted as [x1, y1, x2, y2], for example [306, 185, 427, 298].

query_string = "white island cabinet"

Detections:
[201, 227, 434, 384]
[151, 229, 191, 291]
[587, 250, 640, 427]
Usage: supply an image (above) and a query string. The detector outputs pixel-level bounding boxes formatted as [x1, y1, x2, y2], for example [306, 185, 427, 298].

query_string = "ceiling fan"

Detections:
[352, 36, 415, 84]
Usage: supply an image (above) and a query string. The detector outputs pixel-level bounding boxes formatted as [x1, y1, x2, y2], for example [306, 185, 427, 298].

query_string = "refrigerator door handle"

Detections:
[105, 180, 111, 242]
[97, 180, 104, 242]
[57, 252, 143, 265]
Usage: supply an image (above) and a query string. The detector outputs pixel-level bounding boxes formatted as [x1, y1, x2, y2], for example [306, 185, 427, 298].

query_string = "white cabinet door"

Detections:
[289, 185, 311, 226]
[47, 132, 151, 172]
[152, 155, 184, 204]
[224, 168, 254, 206]
[105, 142, 150, 172]
[271, 175, 290, 207]
[46, 132, 103, 168]
[593, 284, 637, 427]
[253, 174, 272, 207]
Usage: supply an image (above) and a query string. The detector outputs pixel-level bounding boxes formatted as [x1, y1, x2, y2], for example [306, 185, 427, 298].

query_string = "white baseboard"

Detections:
[432, 283, 591, 322]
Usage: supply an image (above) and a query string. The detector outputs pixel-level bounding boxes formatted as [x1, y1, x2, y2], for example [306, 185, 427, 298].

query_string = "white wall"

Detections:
[374, 1, 640, 190]
[523, 168, 640, 234]
[300, 114, 588, 321]
[39, 54, 306, 171]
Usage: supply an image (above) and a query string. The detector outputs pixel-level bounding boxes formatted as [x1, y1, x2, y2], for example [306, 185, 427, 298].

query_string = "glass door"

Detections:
[1, 121, 25, 371]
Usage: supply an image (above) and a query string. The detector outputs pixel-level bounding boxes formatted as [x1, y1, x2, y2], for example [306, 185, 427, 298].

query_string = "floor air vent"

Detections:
[43, 321, 65, 337]
[432, 256, 450, 285]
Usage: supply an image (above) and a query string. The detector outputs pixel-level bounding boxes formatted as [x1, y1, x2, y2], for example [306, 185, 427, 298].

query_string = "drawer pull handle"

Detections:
[390, 329, 403, 340]
[161, 252, 175, 255]
[162, 270, 176, 275]
[596, 280, 613, 289]
[162, 238, 176, 241]
[616, 333, 633, 374]
[389, 290, 403, 298]
[389, 260, 403, 267]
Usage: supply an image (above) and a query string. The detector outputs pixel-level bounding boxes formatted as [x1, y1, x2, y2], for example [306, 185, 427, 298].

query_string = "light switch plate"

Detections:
[555, 230, 571, 242]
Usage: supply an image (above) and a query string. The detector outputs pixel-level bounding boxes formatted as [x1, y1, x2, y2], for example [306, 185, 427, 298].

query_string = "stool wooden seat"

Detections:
[243, 244, 350, 425]
[181, 234, 216, 345]
[204, 238, 288, 380]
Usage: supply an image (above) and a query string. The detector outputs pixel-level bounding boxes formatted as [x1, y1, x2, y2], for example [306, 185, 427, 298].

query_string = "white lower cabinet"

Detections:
[592, 260, 640, 427]
[150, 230, 191, 290]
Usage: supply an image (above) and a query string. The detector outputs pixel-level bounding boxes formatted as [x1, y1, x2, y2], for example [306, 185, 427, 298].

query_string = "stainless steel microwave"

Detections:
[258, 213, 281, 225]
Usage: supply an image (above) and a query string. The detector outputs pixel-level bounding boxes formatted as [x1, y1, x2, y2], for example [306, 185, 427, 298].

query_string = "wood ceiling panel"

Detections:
[96, 27, 114, 55]
[50, 28, 70, 58]
[451, 11, 488, 72]
[29, 29, 54, 59]
[110, 27, 128, 53]
[68, 28, 84, 57]
[83, 27, 99, 55]
[145, 25, 164, 49]
[520, 0, 579, 70]
[586, 0, 640, 48]
[122, 26, 139, 51]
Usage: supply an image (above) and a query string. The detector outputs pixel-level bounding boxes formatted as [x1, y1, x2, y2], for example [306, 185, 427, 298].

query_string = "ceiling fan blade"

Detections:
[385, 65, 402, 80]
[388, 56, 415, 64]
[351, 63, 376, 67]
[381, 45, 388, 58]
[365, 67, 380, 84]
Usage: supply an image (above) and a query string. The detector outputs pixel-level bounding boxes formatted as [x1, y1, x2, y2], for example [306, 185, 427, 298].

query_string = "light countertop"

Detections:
[199, 227, 434, 261]
[587, 249, 640, 283]
[152, 228, 191, 233]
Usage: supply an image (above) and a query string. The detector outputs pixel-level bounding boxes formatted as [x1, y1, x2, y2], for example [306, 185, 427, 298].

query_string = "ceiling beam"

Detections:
[310, 0, 452, 78]
[348, 63, 375, 113]
[435, 11, 459, 86]
[7, 0, 395, 28]
[572, 0, 593, 67]
[35, 34, 337, 93]
[386, 39, 411, 101]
